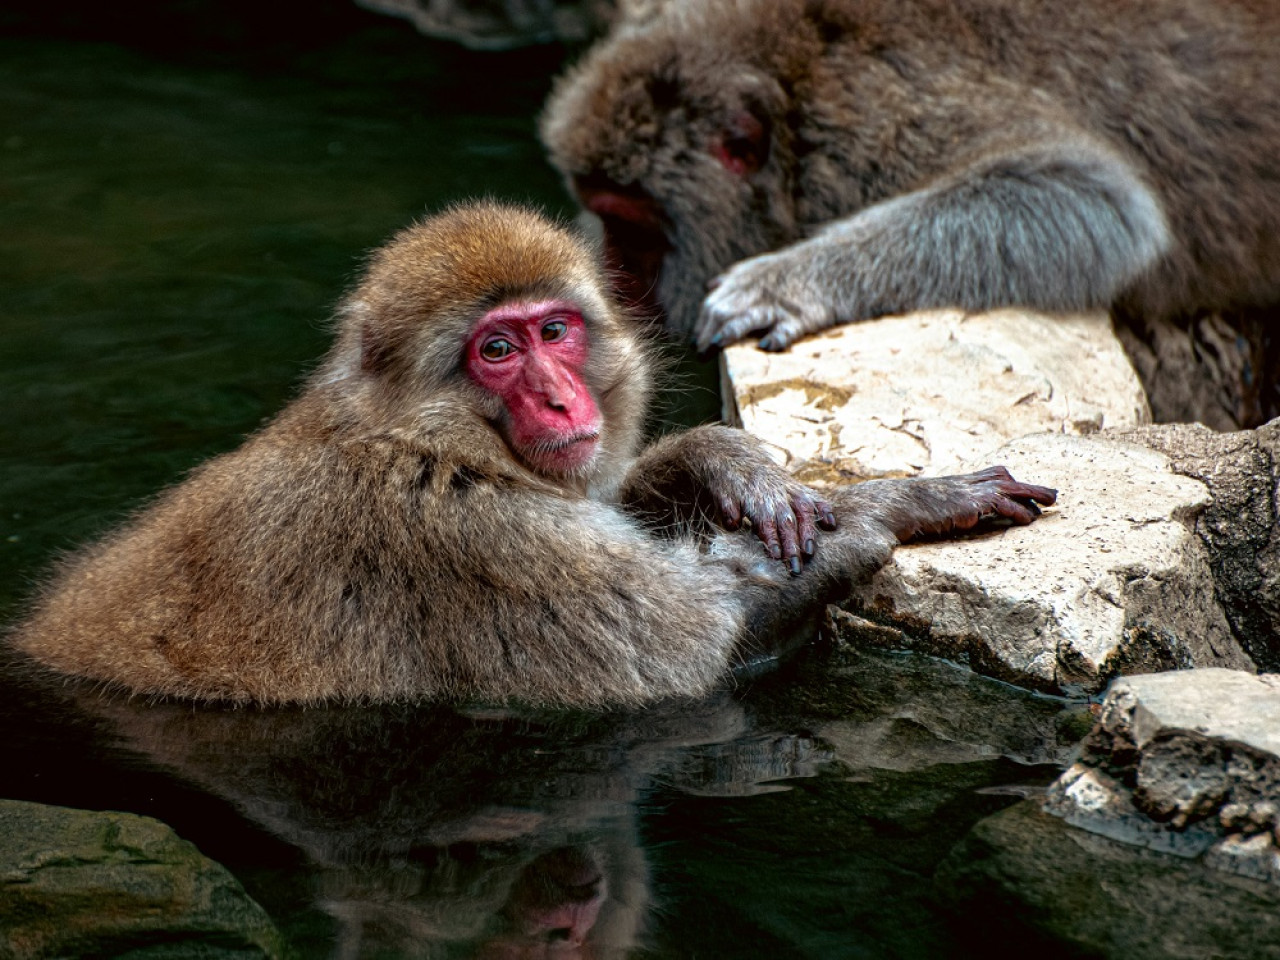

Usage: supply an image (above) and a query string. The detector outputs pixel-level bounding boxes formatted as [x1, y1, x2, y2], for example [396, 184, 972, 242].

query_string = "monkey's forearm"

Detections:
[696, 135, 1172, 351]
[733, 466, 1056, 644]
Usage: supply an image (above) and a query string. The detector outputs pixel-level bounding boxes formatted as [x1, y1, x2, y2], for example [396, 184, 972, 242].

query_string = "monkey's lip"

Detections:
[528, 430, 601, 473]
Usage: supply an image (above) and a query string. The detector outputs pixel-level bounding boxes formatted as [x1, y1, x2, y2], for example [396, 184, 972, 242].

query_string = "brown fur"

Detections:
[541, 0, 1280, 428]
[11, 201, 1054, 707]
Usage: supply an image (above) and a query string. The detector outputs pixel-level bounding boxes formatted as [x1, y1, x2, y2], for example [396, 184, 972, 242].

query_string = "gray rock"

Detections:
[0, 799, 284, 959]
[1116, 419, 1280, 671]
[836, 433, 1251, 694]
[1044, 669, 1280, 884]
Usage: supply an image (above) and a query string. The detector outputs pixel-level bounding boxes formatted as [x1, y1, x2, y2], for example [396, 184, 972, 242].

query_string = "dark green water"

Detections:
[0, 14, 1088, 959]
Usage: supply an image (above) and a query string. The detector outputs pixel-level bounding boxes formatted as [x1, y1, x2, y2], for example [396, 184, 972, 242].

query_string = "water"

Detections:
[0, 13, 1087, 958]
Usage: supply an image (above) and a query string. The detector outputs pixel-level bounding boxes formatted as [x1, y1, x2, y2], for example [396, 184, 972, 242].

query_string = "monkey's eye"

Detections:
[541, 320, 569, 342]
[480, 338, 514, 361]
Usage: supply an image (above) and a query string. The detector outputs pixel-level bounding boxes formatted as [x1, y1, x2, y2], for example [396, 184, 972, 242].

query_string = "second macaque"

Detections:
[13, 202, 1055, 708]
[540, 0, 1280, 428]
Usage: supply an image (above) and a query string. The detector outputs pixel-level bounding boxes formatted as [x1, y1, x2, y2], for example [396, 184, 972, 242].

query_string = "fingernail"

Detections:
[789, 557, 802, 576]
[804, 539, 815, 555]
[770, 544, 782, 559]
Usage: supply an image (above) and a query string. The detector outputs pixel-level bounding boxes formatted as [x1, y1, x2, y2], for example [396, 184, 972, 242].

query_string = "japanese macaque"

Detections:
[12, 202, 1054, 707]
[540, 0, 1280, 428]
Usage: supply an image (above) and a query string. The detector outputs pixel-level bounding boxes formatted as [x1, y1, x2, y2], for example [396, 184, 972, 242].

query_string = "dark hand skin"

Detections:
[892, 466, 1057, 540]
[734, 465, 1057, 652]
[618, 425, 836, 573]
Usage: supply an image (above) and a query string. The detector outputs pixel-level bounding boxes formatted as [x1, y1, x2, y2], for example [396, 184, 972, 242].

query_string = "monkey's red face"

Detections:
[466, 301, 603, 477]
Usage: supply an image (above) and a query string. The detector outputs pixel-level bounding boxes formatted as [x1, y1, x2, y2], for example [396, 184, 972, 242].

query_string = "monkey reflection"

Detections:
[14, 202, 1054, 707]
[541, 0, 1280, 427]
[88, 694, 829, 959]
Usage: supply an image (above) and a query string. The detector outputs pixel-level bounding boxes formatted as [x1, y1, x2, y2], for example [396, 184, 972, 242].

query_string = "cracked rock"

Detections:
[1115, 419, 1280, 671]
[722, 308, 1149, 486]
[836, 433, 1252, 694]
[1043, 669, 1280, 884]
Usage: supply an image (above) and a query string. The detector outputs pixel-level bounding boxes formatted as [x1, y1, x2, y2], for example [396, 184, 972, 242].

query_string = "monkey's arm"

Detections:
[695, 133, 1172, 351]
[738, 466, 1057, 643]
[615, 424, 835, 572]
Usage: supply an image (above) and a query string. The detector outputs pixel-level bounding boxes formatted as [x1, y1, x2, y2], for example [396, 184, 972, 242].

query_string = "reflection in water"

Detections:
[0, 642, 1085, 958]
[84, 691, 826, 959]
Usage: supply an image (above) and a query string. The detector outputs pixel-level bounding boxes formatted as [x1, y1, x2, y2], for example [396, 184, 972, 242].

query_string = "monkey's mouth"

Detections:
[575, 177, 670, 322]
[524, 430, 601, 475]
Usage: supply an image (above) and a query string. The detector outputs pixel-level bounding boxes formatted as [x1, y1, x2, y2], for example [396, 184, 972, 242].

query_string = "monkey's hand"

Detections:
[620, 425, 836, 573]
[709, 459, 837, 575]
[695, 246, 836, 353]
[874, 466, 1058, 543]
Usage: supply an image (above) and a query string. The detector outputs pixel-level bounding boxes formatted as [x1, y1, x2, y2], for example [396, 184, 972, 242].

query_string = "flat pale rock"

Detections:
[722, 308, 1150, 485]
[839, 433, 1252, 694]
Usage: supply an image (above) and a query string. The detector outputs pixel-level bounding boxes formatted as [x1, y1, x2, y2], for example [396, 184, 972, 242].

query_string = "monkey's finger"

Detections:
[792, 500, 818, 558]
[997, 480, 1057, 506]
[815, 499, 837, 530]
[776, 509, 802, 573]
[987, 495, 1040, 526]
[753, 513, 783, 561]
[718, 495, 743, 530]
[757, 316, 806, 352]
[696, 300, 776, 352]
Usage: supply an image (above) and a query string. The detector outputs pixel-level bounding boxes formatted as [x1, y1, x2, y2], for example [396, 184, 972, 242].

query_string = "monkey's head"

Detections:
[540, 0, 823, 338]
[324, 202, 652, 491]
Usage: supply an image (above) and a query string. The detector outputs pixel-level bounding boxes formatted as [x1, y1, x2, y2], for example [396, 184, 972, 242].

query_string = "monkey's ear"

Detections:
[713, 108, 770, 177]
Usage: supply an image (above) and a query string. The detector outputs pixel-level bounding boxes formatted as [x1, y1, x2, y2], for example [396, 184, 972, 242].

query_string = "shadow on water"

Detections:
[1, 6, 1088, 958]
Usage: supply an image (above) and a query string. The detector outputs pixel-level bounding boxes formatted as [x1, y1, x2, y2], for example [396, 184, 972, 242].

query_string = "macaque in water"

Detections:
[13, 202, 1054, 707]
[540, 0, 1280, 428]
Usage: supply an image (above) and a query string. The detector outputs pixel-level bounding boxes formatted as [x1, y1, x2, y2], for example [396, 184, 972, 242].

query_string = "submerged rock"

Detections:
[0, 799, 283, 959]
[938, 669, 1280, 957]
[1044, 668, 1280, 882]
[936, 800, 1280, 960]
[837, 432, 1251, 694]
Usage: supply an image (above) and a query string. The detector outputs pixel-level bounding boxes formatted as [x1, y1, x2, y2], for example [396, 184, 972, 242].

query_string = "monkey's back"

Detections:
[802, 0, 1280, 315]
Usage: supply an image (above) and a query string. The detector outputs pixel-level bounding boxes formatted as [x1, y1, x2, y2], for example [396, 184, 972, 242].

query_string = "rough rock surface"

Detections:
[936, 800, 1280, 959]
[835, 433, 1252, 694]
[722, 308, 1150, 486]
[0, 799, 283, 959]
[1044, 669, 1280, 883]
[1117, 419, 1280, 671]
